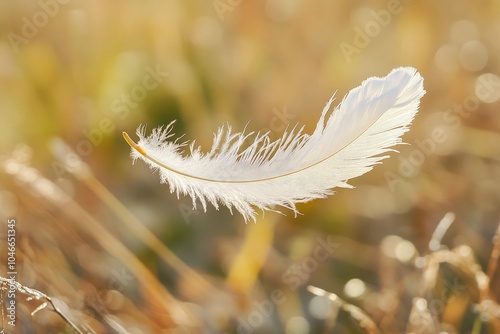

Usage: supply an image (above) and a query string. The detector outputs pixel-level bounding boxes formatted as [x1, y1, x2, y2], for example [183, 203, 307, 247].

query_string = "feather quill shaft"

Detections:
[124, 67, 425, 222]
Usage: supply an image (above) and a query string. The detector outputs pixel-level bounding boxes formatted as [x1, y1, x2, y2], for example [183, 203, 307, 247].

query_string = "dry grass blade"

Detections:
[406, 298, 437, 334]
[486, 221, 500, 297]
[428, 212, 455, 252]
[418, 222, 500, 332]
[1, 157, 189, 329]
[0, 276, 88, 334]
[226, 214, 275, 293]
[307, 285, 381, 334]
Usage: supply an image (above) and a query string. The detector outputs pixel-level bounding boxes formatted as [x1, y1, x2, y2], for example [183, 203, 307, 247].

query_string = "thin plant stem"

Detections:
[486, 221, 500, 292]
[471, 314, 482, 334]
[0, 276, 86, 334]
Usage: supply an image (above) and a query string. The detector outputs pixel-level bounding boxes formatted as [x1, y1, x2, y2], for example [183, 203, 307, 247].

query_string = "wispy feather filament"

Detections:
[124, 67, 425, 222]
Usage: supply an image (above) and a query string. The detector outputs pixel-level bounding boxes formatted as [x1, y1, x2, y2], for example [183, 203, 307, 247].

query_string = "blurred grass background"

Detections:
[1, 0, 500, 333]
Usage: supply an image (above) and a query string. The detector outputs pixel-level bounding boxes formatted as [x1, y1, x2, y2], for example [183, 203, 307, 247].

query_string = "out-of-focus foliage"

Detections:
[0, 0, 499, 333]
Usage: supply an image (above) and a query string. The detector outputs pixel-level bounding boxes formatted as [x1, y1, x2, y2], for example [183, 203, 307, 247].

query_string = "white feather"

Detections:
[123, 67, 425, 222]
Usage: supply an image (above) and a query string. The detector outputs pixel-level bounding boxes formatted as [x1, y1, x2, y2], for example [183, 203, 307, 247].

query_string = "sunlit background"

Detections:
[1, 0, 500, 333]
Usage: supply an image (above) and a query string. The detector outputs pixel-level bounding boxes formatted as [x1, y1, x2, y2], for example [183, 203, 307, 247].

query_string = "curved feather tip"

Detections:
[124, 67, 425, 222]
